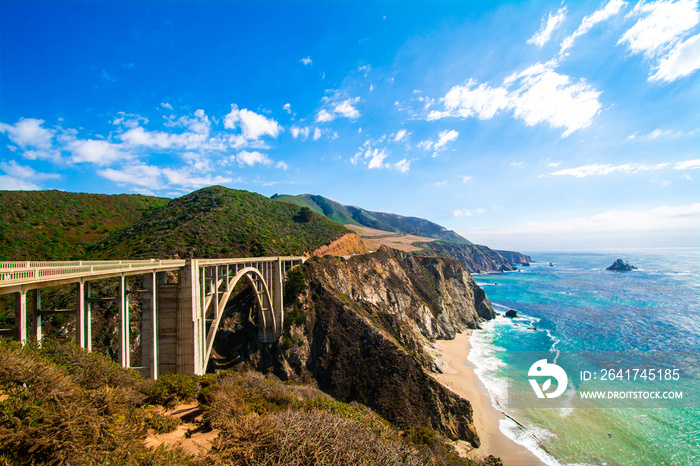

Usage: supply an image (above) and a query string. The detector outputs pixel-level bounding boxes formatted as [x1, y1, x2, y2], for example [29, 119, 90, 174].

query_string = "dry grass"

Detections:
[0, 338, 191, 465]
[0, 341, 484, 466]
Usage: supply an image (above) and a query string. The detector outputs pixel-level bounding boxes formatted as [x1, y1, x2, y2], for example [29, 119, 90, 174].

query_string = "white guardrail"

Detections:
[0, 260, 187, 288]
[0, 257, 306, 290]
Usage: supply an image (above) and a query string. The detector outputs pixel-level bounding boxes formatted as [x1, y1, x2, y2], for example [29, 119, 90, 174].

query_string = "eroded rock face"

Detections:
[212, 246, 495, 447]
[606, 259, 637, 271]
[288, 246, 495, 446]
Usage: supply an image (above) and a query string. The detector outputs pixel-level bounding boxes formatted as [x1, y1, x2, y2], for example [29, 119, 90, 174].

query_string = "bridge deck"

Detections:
[0, 256, 304, 294]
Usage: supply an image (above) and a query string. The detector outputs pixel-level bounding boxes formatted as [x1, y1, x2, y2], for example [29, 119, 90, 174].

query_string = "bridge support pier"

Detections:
[33, 289, 41, 342]
[177, 260, 204, 375]
[118, 275, 130, 368]
[14, 290, 27, 345]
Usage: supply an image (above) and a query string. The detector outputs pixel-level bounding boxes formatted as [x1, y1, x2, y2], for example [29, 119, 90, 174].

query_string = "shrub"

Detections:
[142, 373, 198, 407]
[146, 411, 183, 434]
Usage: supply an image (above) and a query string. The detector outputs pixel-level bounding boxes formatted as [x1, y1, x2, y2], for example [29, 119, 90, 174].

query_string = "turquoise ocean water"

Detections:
[471, 249, 700, 466]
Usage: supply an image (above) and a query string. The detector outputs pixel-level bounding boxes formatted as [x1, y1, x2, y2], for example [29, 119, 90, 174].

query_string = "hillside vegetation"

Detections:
[0, 338, 485, 465]
[271, 194, 471, 244]
[0, 190, 168, 261]
[272, 194, 516, 272]
[86, 186, 349, 259]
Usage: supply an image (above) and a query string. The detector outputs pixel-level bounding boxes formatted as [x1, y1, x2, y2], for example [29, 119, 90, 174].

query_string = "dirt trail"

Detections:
[145, 403, 218, 456]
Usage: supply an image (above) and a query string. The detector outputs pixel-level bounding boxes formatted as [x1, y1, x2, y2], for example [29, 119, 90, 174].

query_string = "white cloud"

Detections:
[451, 208, 485, 217]
[290, 126, 310, 140]
[224, 105, 281, 140]
[276, 161, 289, 170]
[334, 98, 360, 119]
[283, 103, 292, 114]
[317, 92, 361, 123]
[417, 139, 434, 151]
[560, 0, 627, 53]
[112, 112, 149, 129]
[160, 102, 173, 110]
[459, 175, 473, 183]
[367, 148, 389, 169]
[618, 0, 699, 57]
[0, 118, 55, 150]
[428, 79, 510, 120]
[313, 128, 322, 140]
[178, 109, 211, 134]
[549, 162, 669, 177]
[511, 161, 525, 168]
[428, 62, 601, 137]
[434, 129, 459, 150]
[235, 150, 272, 167]
[528, 7, 567, 47]
[121, 126, 211, 150]
[675, 159, 700, 169]
[351, 140, 408, 172]
[459, 203, 700, 249]
[316, 109, 335, 123]
[0, 160, 60, 186]
[99, 162, 232, 191]
[506, 62, 602, 137]
[0, 176, 41, 190]
[301, 56, 313, 65]
[161, 168, 232, 189]
[69, 139, 131, 165]
[649, 32, 700, 81]
[393, 159, 411, 173]
[633, 128, 683, 139]
[98, 164, 163, 188]
[394, 129, 408, 142]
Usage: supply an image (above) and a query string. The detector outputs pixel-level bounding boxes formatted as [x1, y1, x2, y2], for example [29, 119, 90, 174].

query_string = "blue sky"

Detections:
[1, 0, 698, 251]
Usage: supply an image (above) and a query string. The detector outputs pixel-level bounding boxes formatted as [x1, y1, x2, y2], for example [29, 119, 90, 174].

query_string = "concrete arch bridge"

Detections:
[0, 257, 305, 378]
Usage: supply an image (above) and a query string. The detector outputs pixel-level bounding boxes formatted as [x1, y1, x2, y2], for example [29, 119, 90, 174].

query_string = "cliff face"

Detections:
[415, 242, 516, 273]
[312, 232, 368, 257]
[280, 246, 494, 446]
[211, 246, 495, 446]
[495, 250, 532, 265]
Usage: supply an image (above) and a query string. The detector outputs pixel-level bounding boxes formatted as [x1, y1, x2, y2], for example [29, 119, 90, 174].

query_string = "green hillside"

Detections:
[271, 194, 471, 244]
[0, 190, 169, 261]
[86, 186, 349, 259]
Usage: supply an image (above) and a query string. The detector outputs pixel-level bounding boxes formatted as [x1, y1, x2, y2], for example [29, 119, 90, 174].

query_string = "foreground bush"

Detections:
[0, 338, 190, 465]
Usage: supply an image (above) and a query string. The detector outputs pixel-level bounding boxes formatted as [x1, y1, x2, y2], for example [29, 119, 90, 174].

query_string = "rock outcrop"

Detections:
[312, 232, 368, 257]
[415, 241, 516, 273]
[606, 259, 637, 271]
[212, 246, 495, 448]
[290, 246, 493, 446]
[496, 250, 532, 266]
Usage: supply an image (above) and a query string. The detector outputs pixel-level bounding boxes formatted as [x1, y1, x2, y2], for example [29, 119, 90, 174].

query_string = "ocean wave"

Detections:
[499, 416, 562, 466]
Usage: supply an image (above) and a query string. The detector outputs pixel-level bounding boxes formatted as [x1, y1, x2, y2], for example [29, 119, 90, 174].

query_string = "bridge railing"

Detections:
[0, 259, 187, 289]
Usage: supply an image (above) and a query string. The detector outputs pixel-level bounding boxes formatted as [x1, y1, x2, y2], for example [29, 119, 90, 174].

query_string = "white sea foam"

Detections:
[499, 416, 563, 466]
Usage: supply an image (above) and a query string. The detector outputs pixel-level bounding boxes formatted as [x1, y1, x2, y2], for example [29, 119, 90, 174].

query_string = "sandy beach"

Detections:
[431, 331, 545, 466]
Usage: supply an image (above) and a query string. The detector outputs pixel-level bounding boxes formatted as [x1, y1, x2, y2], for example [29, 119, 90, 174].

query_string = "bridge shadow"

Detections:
[207, 283, 279, 374]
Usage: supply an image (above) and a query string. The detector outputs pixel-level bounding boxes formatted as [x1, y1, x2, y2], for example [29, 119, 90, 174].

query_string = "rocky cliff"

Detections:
[212, 246, 495, 448]
[495, 250, 532, 266]
[312, 232, 368, 257]
[415, 241, 516, 273]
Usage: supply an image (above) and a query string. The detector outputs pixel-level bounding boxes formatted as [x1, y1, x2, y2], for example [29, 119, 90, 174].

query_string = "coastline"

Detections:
[431, 331, 545, 466]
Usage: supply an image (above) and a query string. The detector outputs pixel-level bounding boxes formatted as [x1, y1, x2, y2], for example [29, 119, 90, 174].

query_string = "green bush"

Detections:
[142, 373, 197, 407]
[146, 412, 182, 434]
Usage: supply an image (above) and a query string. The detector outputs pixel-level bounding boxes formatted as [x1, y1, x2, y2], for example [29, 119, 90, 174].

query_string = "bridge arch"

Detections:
[202, 266, 276, 368]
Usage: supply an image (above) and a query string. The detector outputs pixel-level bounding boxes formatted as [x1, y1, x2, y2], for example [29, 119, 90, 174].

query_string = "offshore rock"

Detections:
[606, 259, 638, 271]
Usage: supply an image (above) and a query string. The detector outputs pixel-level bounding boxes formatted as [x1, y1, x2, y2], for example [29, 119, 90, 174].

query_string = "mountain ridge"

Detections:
[271, 193, 523, 273]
